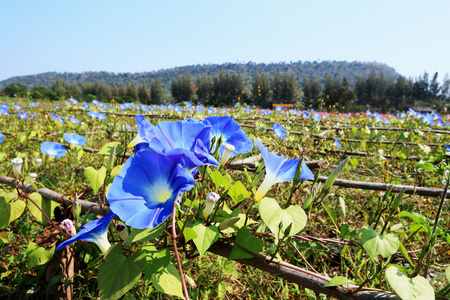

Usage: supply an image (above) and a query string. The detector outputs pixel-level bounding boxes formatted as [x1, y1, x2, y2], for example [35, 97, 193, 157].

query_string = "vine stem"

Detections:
[171, 198, 190, 300]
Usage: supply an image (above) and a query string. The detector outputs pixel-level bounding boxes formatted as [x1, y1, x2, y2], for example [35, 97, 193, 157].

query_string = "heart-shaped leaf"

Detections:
[259, 197, 307, 242]
[324, 276, 353, 287]
[210, 170, 231, 192]
[228, 181, 251, 204]
[142, 243, 171, 279]
[84, 166, 106, 194]
[229, 226, 264, 259]
[151, 262, 184, 299]
[0, 197, 11, 229]
[27, 193, 60, 225]
[98, 244, 146, 300]
[98, 141, 122, 155]
[9, 200, 25, 223]
[26, 242, 55, 269]
[124, 222, 165, 244]
[191, 222, 219, 256]
[359, 225, 399, 260]
[386, 266, 434, 300]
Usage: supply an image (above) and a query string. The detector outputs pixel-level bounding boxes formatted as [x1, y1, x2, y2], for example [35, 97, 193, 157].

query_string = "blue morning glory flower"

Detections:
[128, 115, 155, 151]
[40, 142, 67, 158]
[64, 133, 87, 146]
[69, 117, 80, 124]
[107, 148, 195, 229]
[55, 212, 116, 254]
[0, 132, 3, 143]
[273, 123, 287, 140]
[17, 111, 29, 120]
[333, 137, 342, 149]
[254, 140, 314, 202]
[14, 104, 22, 110]
[202, 116, 253, 158]
[149, 120, 218, 170]
[0, 108, 9, 115]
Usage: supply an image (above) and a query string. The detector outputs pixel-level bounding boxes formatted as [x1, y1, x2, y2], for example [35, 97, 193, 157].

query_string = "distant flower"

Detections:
[69, 117, 80, 124]
[202, 116, 253, 158]
[40, 142, 67, 158]
[107, 148, 195, 229]
[17, 110, 29, 120]
[88, 111, 107, 120]
[64, 133, 87, 146]
[273, 123, 287, 140]
[14, 104, 22, 110]
[69, 97, 78, 105]
[333, 137, 342, 149]
[0, 108, 10, 115]
[254, 140, 314, 202]
[0, 132, 3, 143]
[55, 212, 116, 254]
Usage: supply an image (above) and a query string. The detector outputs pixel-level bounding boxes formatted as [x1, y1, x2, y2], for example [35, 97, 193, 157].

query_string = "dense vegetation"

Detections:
[0, 97, 449, 299]
[1, 61, 450, 112]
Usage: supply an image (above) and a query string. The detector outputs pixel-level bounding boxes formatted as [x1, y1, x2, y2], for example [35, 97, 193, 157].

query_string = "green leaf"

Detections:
[151, 262, 184, 299]
[84, 166, 106, 194]
[349, 157, 359, 167]
[210, 170, 231, 192]
[228, 181, 251, 204]
[229, 226, 264, 259]
[446, 266, 450, 283]
[399, 211, 429, 225]
[0, 197, 11, 229]
[98, 141, 122, 155]
[183, 227, 198, 243]
[98, 244, 146, 300]
[26, 242, 55, 269]
[191, 222, 219, 256]
[323, 157, 349, 192]
[9, 200, 25, 223]
[359, 225, 399, 260]
[385, 266, 435, 300]
[142, 243, 171, 279]
[110, 164, 123, 179]
[323, 276, 352, 287]
[259, 197, 307, 242]
[27, 193, 60, 225]
[124, 222, 165, 244]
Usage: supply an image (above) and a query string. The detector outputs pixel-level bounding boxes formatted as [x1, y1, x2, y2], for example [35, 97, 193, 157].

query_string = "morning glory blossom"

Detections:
[55, 212, 116, 254]
[273, 123, 287, 140]
[254, 140, 314, 202]
[149, 120, 218, 171]
[202, 116, 253, 158]
[107, 148, 195, 229]
[69, 117, 80, 124]
[63, 133, 87, 146]
[40, 142, 67, 158]
[17, 110, 29, 120]
[333, 137, 342, 149]
[0, 132, 3, 143]
[128, 115, 155, 151]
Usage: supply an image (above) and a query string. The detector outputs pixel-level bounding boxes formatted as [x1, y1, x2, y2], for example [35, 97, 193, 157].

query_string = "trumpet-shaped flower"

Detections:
[128, 115, 155, 151]
[64, 133, 87, 146]
[107, 148, 195, 229]
[147, 120, 218, 170]
[55, 212, 116, 254]
[273, 123, 287, 140]
[202, 116, 253, 158]
[254, 140, 314, 202]
[40, 142, 67, 158]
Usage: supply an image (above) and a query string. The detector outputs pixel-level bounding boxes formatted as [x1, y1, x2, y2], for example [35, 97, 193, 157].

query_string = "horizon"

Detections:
[1, 1, 449, 82]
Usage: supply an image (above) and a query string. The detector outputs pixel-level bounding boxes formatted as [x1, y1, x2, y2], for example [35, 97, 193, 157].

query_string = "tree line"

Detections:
[2, 70, 449, 112]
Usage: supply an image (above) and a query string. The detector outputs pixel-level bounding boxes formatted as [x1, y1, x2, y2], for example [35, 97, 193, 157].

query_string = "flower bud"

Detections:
[35, 158, 42, 167]
[218, 216, 241, 230]
[185, 275, 197, 289]
[436, 133, 441, 141]
[61, 219, 77, 236]
[115, 223, 129, 241]
[203, 192, 220, 219]
[29, 173, 37, 183]
[220, 144, 235, 167]
[11, 158, 23, 177]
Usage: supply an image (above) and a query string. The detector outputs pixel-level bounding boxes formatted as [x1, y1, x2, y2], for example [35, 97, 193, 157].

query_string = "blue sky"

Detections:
[1, 0, 449, 82]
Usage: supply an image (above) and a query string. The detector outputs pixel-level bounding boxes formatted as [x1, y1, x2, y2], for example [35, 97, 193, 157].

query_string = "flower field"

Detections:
[0, 96, 449, 300]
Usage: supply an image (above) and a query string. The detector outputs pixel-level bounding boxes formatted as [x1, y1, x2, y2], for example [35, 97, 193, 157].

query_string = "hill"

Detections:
[0, 60, 399, 90]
